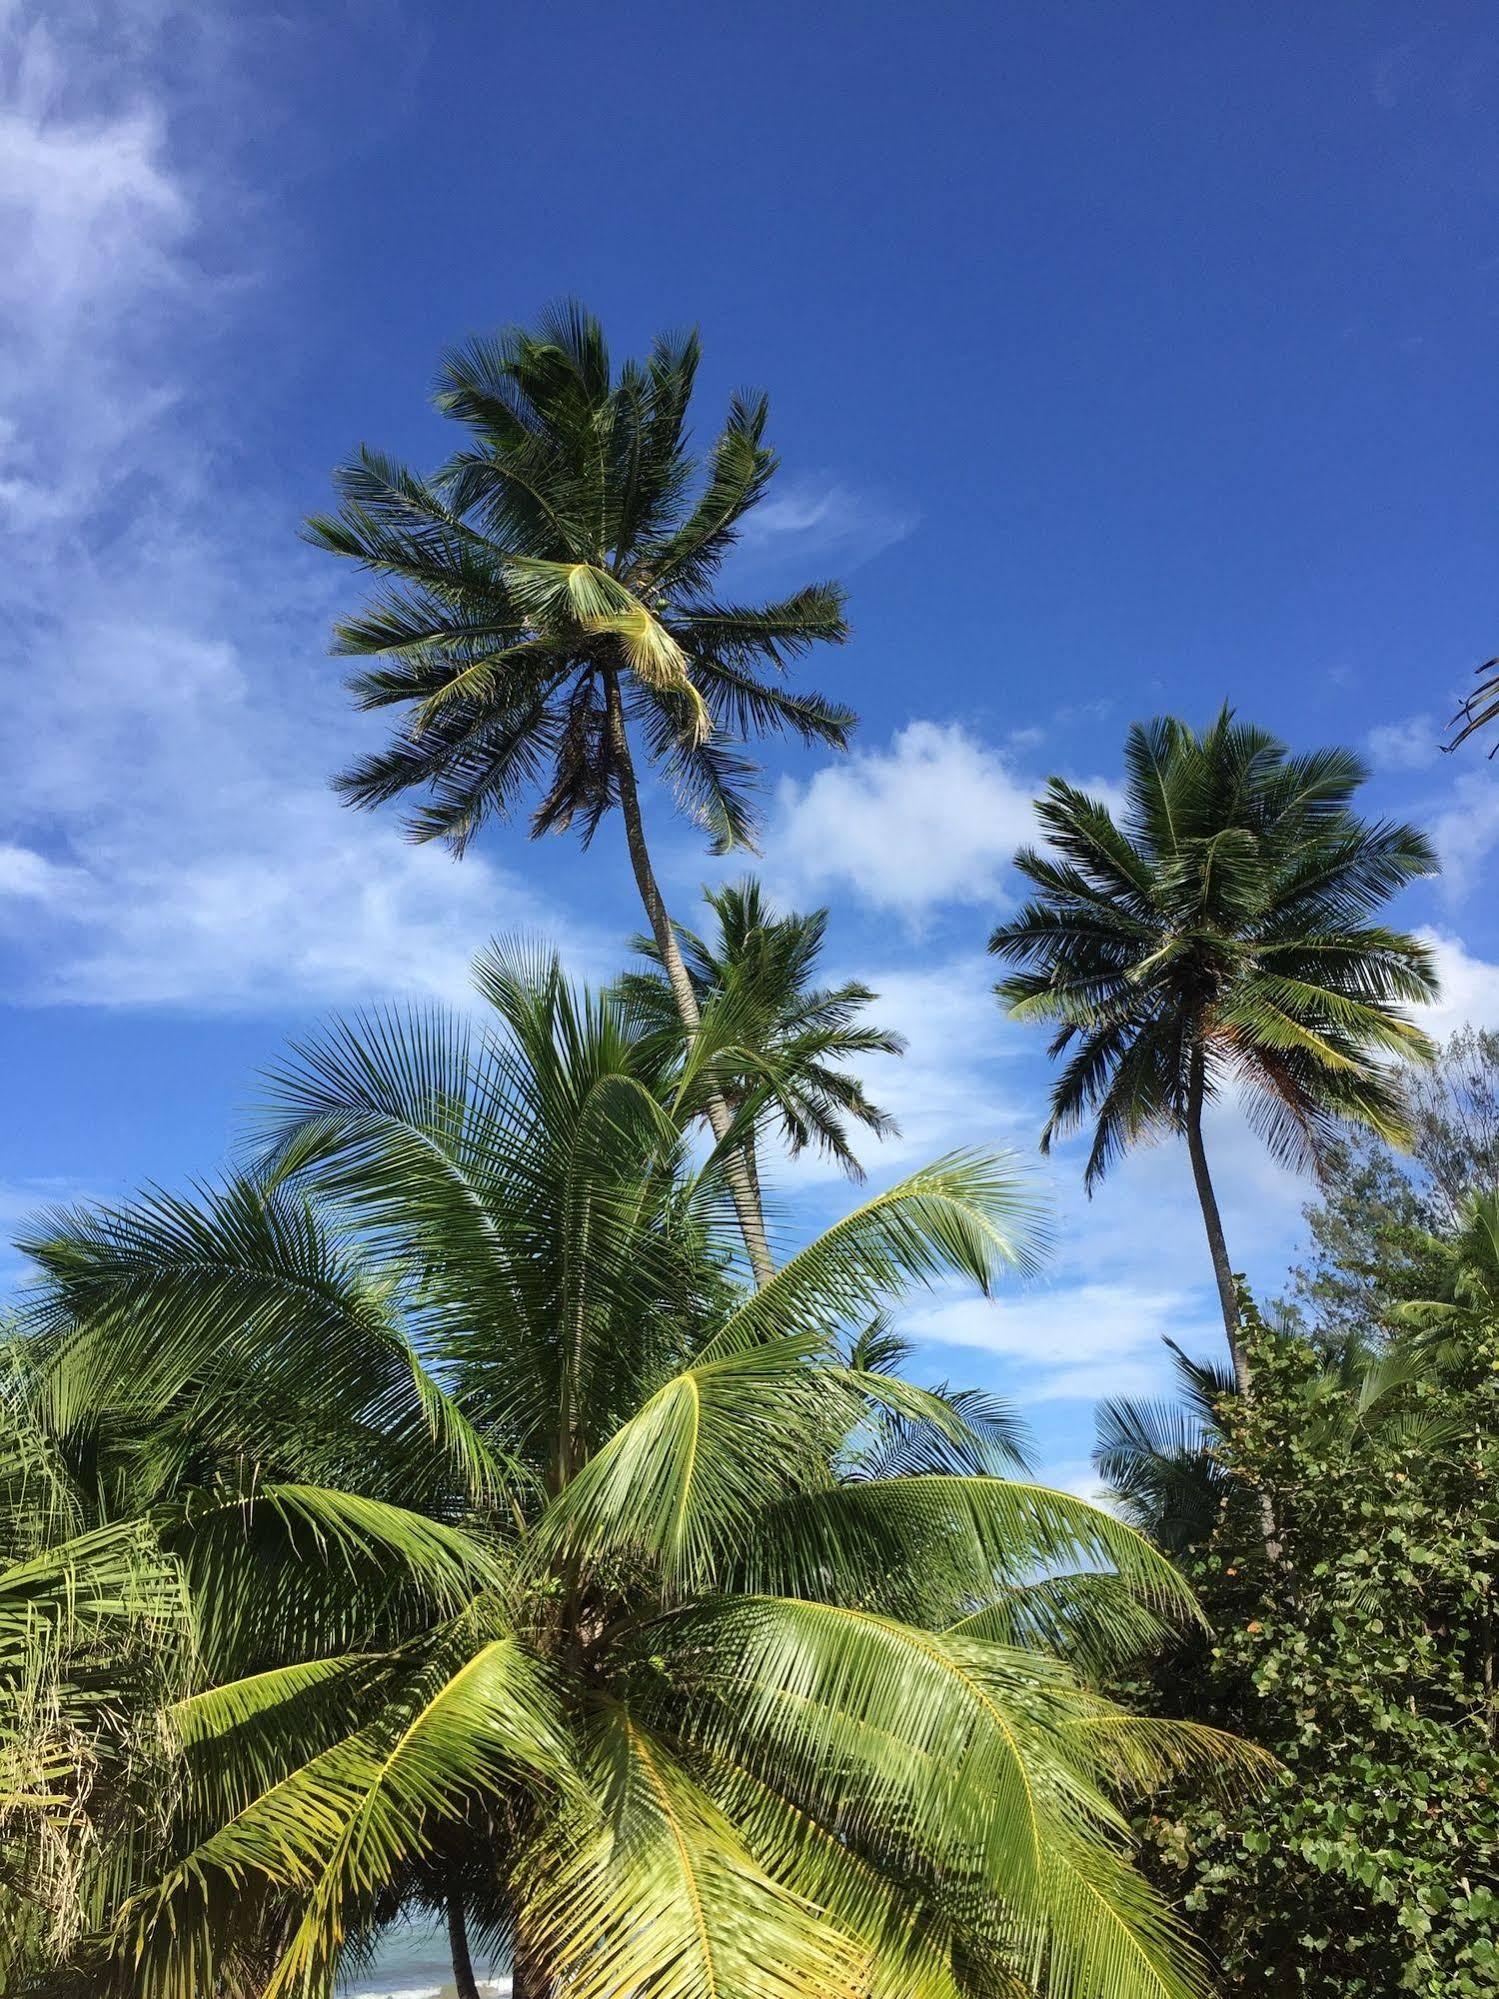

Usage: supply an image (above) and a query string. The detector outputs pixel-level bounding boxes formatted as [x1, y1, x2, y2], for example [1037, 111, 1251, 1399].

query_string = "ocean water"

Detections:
[339, 1915, 510, 1999]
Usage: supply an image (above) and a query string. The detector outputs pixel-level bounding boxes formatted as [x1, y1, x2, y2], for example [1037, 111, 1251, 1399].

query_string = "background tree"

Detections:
[616, 877, 904, 1186]
[10, 953, 1255, 1999]
[989, 709, 1439, 1392]
[1096, 1296, 1499, 1998]
[306, 302, 853, 1285]
[1286, 1024, 1499, 1341]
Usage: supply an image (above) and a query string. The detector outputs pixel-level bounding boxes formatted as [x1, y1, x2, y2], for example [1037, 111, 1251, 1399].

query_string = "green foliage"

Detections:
[1287, 1026, 1499, 1341]
[0, 1368, 187, 1987]
[4, 953, 1231, 1999]
[988, 708, 1439, 1191]
[616, 877, 905, 1180]
[1103, 1300, 1499, 1997]
[306, 303, 852, 857]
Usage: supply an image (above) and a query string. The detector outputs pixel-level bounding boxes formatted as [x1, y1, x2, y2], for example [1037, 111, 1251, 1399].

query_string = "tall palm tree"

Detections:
[306, 303, 853, 1285]
[16, 953, 1256, 1999]
[989, 710, 1440, 1393]
[616, 877, 904, 1183]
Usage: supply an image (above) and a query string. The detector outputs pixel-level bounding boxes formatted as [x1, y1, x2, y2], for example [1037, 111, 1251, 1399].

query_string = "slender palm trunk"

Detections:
[603, 669, 775, 1286]
[1184, 1047, 1251, 1396]
[1185, 1047, 1282, 1560]
[510, 1924, 542, 1999]
[447, 1887, 481, 1999]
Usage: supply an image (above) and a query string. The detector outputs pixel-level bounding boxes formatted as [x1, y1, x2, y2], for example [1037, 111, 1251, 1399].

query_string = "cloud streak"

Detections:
[734, 475, 917, 571]
[0, 3, 589, 1013]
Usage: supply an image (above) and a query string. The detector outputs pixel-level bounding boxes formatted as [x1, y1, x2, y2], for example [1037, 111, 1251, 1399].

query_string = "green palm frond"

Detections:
[522, 1702, 864, 1999]
[309, 302, 851, 856]
[617, 878, 904, 1178]
[10, 953, 1227, 1999]
[712, 1154, 1050, 1354]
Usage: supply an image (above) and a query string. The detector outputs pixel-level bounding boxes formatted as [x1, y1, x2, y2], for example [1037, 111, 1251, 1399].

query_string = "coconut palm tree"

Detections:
[0, 1357, 186, 1988]
[305, 303, 853, 1285]
[989, 709, 1440, 1393]
[616, 878, 904, 1184]
[17, 952, 1255, 1999]
[1095, 1343, 1235, 1560]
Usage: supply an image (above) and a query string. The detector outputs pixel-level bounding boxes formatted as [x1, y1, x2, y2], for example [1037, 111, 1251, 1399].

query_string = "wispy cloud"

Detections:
[1366, 713, 1443, 771]
[734, 475, 917, 571]
[0, 2, 586, 1013]
[906, 1281, 1218, 1405]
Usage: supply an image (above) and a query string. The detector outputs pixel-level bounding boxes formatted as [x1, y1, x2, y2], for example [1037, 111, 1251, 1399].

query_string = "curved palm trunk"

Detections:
[603, 669, 775, 1287]
[1184, 1048, 1251, 1396]
[447, 1887, 481, 1999]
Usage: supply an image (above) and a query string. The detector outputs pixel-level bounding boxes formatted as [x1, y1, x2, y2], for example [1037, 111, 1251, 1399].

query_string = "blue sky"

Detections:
[4, 0, 1499, 1493]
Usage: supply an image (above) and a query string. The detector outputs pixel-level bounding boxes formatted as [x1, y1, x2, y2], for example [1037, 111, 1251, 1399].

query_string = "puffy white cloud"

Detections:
[768, 721, 1044, 916]
[1418, 929, 1499, 1040]
[1430, 770, 1499, 904]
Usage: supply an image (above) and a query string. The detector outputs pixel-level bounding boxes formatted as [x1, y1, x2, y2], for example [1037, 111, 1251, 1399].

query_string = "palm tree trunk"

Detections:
[1185, 1047, 1282, 1560]
[603, 669, 775, 1287]
[1184, 1048, 1250, 1394]
[510, 1925, 542, 1999]
[447, 1887, 481, 1999]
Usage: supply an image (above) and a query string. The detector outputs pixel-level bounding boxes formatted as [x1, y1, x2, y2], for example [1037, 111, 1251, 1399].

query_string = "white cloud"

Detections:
[768, 722, 1043, 916]
[1366, 713, 1442, 770]
[752, 951, 1036, 1193]
[1419, 929, 1499, 1041]
[0, 11, 200, 532]
[0, 3, 583, 1013]
[905, 1281, 1219, 1405]
[1033, 1457, 1113, 1506]
[1430, 770, 1499, 903]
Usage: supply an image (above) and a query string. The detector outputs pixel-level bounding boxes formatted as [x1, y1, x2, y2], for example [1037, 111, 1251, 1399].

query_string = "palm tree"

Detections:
[1097, 1314, 1472, 1568]
[1095, 1343, 1235, 1560]
[305, 303, 853, 1285]
[989, 709, 1440, 1393]
[1392, 1186, 1499, 1365]
[0, 1357, 185, 1987]
[616, 877, 904, 1184]
[16, 952, 1256, 1999]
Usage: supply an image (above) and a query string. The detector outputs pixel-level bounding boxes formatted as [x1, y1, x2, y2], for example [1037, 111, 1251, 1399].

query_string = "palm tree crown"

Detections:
[12, 954, 1252, 1999]
[989, 708, 1440, 1385]
[305, 301, 851, 856]
[616, 878, 905, 1180]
